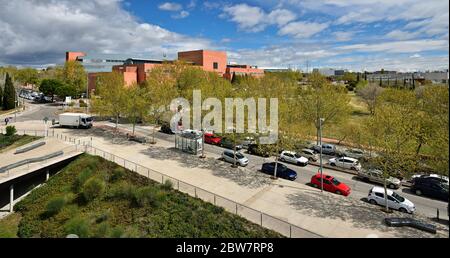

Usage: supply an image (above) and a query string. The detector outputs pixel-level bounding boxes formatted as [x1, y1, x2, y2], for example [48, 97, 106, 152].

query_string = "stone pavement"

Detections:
[2, 121, 449, 238]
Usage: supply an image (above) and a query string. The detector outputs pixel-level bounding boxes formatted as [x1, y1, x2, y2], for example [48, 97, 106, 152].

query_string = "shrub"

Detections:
[92, 222, 111, 237]
[162, 179, 173, 191]
[79, 99, 85, 104]
[79, 102, 87, 107]
[73, 169, 93, 193]
[64, 217, 90, 238]
[110, 226, 124, 238]
[45, 196, 66, 217]
[110, 167, 126, 182]
[132, 186, 163, 207]
[82, 177, 106, 202]
[107, 181, 136, 200]
[5, 125, 16, 136]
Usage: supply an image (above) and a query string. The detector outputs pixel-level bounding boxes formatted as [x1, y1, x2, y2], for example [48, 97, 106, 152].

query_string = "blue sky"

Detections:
[0, 0, 448, 72]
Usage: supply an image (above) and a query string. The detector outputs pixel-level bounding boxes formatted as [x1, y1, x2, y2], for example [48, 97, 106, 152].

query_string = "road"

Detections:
[10, 102, 450, 219]
[119, 123, 448, 219]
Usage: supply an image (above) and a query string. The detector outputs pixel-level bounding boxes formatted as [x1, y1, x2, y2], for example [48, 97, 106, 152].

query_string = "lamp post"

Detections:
[14, 100, 18, 123]
[319, 118, 325, 192]
[200, 129, 206, 159]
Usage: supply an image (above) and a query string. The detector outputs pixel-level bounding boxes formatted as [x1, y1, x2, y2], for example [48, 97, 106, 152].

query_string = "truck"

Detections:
[58, 113, 93, 128]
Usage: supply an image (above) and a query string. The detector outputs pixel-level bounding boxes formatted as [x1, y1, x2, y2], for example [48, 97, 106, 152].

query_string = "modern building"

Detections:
[66, 49, 265, 90]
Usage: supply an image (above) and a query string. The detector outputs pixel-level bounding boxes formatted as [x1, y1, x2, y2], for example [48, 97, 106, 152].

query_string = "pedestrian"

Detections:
[4, 117, 9, 125]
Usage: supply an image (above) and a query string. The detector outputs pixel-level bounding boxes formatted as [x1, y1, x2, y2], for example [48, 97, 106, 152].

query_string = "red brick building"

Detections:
[66, 49, 264, 89]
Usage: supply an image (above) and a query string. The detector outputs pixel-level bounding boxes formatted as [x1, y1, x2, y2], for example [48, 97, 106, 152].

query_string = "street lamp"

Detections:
[319, 118, 325, 192]
[14, 99, 18, 123]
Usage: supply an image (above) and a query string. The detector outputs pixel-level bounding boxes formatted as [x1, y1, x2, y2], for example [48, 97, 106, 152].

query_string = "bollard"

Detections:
[9, 184, 14, 212]
[437, 208, 440, 221]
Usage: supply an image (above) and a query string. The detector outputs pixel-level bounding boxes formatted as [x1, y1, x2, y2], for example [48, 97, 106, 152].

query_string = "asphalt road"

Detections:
[122, 123, 448, 219]
[12, 102, 450, 219]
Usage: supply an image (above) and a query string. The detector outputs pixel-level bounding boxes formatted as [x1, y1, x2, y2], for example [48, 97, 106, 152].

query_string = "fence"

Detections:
[1, 128, 322, 238]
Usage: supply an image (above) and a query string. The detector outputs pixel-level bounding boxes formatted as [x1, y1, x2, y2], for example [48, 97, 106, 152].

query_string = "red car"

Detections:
[204, 133, 222, 145]
[310, 173, 351, 196]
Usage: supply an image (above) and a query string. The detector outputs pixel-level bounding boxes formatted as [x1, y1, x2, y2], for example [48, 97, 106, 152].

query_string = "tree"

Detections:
[2, 73, 16, 110]
[91, 72, 128, 129]
[58, 61, 87, 94]
[124, 84, 149, 136]
[0, 82, 3, 108]
[356, 83, 384, 115]
[39, 79, 65, 101]
[16, 68, 39, 86]
[298, 71, 351, 144]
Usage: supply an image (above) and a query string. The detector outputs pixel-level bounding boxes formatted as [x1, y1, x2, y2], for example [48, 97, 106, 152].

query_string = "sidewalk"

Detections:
[2, 121, 448, 238]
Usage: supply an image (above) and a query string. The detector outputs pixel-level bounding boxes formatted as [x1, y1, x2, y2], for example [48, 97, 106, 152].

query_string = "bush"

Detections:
[5, 125, 16, 136]
[162, 179, 173, 191]
[82, 177, 106, 202]
[79, 99, 85, 104]
[92, 222, 111, 237]
[80, 102, 87, 107]
[45, 196, 66, 217]
[73, 169, 93, 193]
[108, 181, 136, 200]
[110, 167, 126, 182]
[64, 217, 90, 238]
[132, 186, 163, 207]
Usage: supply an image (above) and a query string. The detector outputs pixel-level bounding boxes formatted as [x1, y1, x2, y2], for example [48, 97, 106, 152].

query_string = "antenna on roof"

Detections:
[163, 53, 167, 58]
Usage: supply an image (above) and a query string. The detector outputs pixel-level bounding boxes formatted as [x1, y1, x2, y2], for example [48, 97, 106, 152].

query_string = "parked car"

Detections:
[329, 157, 361, 171]
[411, 177, 449, 201]
[411, 174, 449, 185]
[247, 143, 273, 157]
[279, 151, 308, 166]
[260, 162, 297, 181]
[204, 132, 222, 145]
[367, 186, 415, 213]
[312, 144, 336, 155]
[220, 137, 243, 150]
[221, 149, 249, 167]
[299, 148, 319, 162]
[341, 148, 365, 159]
[357, 169, 401, 189]
[310, 174, 351, 196]
[241, 136, 255, 149]
[160, 122, 174, 134]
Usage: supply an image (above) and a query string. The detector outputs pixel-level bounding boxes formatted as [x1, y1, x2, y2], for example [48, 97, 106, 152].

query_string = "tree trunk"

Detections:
[383, 178, 389, 212]
[115, 114, 119, 130]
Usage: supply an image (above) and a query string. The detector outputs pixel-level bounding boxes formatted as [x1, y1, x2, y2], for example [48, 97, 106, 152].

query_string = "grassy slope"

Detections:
[0, 135, 42, 153]
[3, 154, 282, 238]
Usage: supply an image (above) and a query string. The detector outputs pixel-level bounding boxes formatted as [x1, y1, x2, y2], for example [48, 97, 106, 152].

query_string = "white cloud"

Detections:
[385, 30, 420, 40]
[158, 2, 182, 11]
[172, 10, 189, 19]
[278, 21, 328, 38]
[0, 0, 210, 65]
[222, 4, 297, 32]
[333, 31, 354, 41]
[336, 39, 449, 53]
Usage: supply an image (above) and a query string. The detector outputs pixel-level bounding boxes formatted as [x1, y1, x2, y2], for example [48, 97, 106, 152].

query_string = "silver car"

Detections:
[221, 150, 249, 167]
[358, 169, 401, 189]
[300, 148, 319, 162]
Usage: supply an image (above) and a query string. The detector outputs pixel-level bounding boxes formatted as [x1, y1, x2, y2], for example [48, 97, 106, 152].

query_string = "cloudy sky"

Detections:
[0, 0, 448, 72]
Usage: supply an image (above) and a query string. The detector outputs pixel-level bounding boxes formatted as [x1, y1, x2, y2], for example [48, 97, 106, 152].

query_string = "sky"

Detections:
[0, 0, 448, 72]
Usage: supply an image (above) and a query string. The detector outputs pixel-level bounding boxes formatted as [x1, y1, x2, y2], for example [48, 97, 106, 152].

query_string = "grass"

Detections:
[0, 213, 21, 238]
[3, 154, 283, 238]
[0, 134, 42, 153]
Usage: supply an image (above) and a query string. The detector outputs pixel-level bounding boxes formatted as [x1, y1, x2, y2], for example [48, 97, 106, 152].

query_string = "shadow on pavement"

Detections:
[286, 190, 448, 238]
[138, 146, 272, 189]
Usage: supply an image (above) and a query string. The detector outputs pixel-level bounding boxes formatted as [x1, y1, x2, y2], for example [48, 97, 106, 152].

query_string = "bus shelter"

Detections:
[175, 130, 203, 155]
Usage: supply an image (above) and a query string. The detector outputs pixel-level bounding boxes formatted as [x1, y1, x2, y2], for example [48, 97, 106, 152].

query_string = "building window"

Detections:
[213, 62, 218, 70]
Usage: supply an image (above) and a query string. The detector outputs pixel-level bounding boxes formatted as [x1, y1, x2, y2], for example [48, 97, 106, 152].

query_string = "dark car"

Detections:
[220, 137, 243, 151]
[260, 162, 297, 181]
[411, 177, 449, 201]
[160, 122, 174, 134]
[247, 143, 276, 157]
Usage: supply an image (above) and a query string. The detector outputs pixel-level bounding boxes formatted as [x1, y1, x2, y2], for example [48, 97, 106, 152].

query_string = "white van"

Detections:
[367, 186, 415, 213]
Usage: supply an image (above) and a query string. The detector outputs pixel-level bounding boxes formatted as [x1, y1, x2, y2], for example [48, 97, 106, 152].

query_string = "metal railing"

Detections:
[0, 128, 322, 238]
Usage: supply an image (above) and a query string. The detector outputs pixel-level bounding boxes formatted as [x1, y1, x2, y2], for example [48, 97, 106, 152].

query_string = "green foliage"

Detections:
[39, 79, 66, 100]
[5, 125, 16, 136]
[8, 154, 282, 238]
[15, 68, 39, 85]
[0, 81, 3, 107]
[82, 177, 106, 202]
[73, 169, 93, 193]
[64, 217, 90, 238]
[162, 179, 173, 191]
[110, 167, 126, 182]
[132, 186, 163, 208]
[2, 73, 16, 110]
[58, 61, 87, 94]
[45, 196, 66, 217]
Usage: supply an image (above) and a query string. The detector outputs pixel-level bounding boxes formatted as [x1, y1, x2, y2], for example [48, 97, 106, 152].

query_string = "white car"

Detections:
[367, 186, 415, 213]
[279, 151, 308, 166]
[329, 157, 361, 171]
[221, 149, 249, 167]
